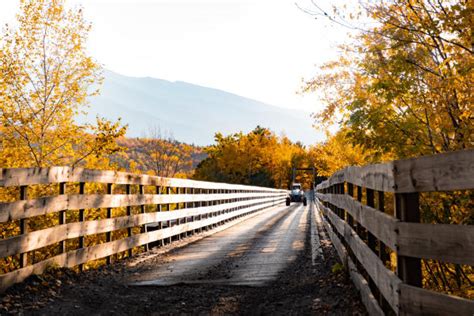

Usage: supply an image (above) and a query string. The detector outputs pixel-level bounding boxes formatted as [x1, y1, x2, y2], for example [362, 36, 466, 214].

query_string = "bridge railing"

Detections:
[315, 149, 474, 315]
[0, 167, 287, 292]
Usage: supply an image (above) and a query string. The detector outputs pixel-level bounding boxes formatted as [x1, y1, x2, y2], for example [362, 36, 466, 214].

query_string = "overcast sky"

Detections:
[0, 0, 349, 113]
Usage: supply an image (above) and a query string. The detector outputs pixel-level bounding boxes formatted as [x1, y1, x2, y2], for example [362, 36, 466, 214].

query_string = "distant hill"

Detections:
[81, 70, 322, 146]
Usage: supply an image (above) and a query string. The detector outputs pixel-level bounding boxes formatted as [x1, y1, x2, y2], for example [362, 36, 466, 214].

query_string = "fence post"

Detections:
[340, 183, 346, 220]
[366, 189, 377, 252]
[139, 184, 148, 252]
[377, 190, 390, 314]
[78, 182, 85, 271]
[395, 193, 422, 288]
[190, 188, 195, 235]
[166, 187, 172, 244]
[19, 186, 28, 268]
[211, 189, 216, 228]
[59, 183, 67, 255]
[176, 187, 180, 241]
[156, 185, 163, 247]
[183, 188, 189, 237]
[356, 186, 363, 238]
[106, 183, 113, 264]
[366, 188, 382, 303]
[377, 191, 389, 264]
[126, 184, 132, 257]
[198, 188, 203, 233]
[347, 183, 354, 228]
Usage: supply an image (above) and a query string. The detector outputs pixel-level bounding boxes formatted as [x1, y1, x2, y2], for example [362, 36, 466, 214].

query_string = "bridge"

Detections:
[0, 149, 473, 315]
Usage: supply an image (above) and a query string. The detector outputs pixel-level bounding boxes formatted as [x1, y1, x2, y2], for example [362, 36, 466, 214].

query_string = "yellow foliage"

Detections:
[0, 0, 126, 168]
[194, 126, 314, 189]
[303, 0, 473, 159]
[0, 0, 126, 274]
[115, 137, 202, 179]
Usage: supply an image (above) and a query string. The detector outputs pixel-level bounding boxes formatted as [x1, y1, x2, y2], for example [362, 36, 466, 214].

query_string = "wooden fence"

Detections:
[0, 167, 287, 292]
[315, 149, 474, 315]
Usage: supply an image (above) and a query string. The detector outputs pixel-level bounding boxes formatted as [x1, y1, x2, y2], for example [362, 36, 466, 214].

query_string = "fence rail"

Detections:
[315, 149, 474, 315]
[0, 167, 287, 292]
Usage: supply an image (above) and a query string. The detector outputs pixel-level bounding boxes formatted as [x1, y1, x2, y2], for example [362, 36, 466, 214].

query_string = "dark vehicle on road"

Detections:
[286, 183, 307, 206]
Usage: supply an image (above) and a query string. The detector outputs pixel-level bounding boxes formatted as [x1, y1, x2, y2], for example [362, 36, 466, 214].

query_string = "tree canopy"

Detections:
[0, 0, 126, 168]
[303, 0, 473, 159]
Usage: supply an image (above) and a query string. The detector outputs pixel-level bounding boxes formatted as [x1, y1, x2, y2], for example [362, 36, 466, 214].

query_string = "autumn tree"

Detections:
[0, 0, 126, 168]
[111, 129, 201, 179]
[303, 0, 473, 159]
[194, 127, 314, 189]
[135, 127, 193, 178]
[307, 129, 380, 177]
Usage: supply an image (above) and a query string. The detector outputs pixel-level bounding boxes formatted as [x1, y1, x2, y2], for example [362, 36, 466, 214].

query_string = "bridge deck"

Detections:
[1, 201, 366, 315]
[130, 203, 307, 287]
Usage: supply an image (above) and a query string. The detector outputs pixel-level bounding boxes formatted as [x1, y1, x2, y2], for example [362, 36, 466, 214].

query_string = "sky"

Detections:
[0, 0, 350, 113]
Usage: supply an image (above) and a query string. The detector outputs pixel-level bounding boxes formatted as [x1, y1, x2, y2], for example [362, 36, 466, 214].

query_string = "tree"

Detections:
[194, 127, 314, 189]
[0, 0, 126, 168]
[307, 129, 379, 177]
[111, 127, 199, 178]
[303, 0, 473, 159]
[137, 127, 193, 178]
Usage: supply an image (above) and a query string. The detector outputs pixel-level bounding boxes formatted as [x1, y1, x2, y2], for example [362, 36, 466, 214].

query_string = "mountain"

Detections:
[81, 70, 322, 146]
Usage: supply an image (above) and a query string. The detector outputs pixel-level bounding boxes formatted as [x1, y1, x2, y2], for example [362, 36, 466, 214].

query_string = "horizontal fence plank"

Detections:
[316, 201, 385, 316]
[317, 194, 474, 265]
[316, 149, 474, 193]
[0, 197, 284, 258]
[0, 192, 286, 223]
[0, 167, 71, 187]
[0, 252, 69, 293]
[0, 167, 288, 193]
[319, 208, 348, 264]
[316, 201, 384, 316]
[397, 222, 474, 266]
[348, 257, 384, 316]
[0, 200, 279, 292]
[316, 163, 395, 192]
[399, 284, 474, 316]
[317, 199, 401, 312]
[394, 149, 474, 193]
[316, 193, 398, 250]
[0, 195, 69, 223]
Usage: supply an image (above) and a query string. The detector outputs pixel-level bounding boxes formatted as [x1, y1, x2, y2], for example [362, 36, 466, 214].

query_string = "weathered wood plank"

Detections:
[0, 197, 284, 258]
[397, 222, 474, 266]
[0, 195, 69, 223]
[0, 252, 69, 293]
[67, 193, 282, 210]
[0, 167, 71, 187]
[317, 194, 474, 265]
[0, 199, 279, 292]
[316, 149, 474, 193]
[317, 199, 385, 316]
[0, 167, 288, 193]
[318, 200, 401, 312]
[0, 192, 286, 223]
[317, 163, 395, 192]
[393, 149, 474, 193]
[348, 257, 384, 316]
[399, 284, 474, 316]
[316, 193, 398, 250]
[318, 206, 347, 264]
